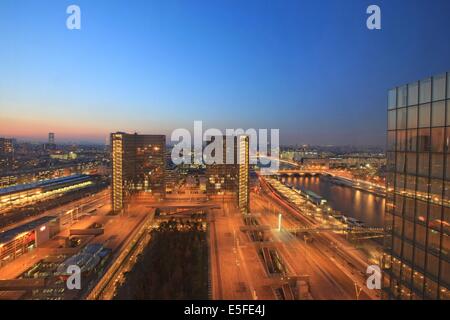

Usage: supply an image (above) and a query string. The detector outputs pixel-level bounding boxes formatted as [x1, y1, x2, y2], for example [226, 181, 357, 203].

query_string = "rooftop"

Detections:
[0, 174, 92, 196]
[0, 215, 57, 245]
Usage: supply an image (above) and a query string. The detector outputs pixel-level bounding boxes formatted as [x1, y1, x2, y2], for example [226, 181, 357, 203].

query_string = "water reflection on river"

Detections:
[281, 176, 385, 228]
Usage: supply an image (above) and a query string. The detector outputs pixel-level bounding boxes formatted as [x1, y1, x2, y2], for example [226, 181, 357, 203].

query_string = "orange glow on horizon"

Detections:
[0, 116, 171, 142]
[0, 117, 108, 141]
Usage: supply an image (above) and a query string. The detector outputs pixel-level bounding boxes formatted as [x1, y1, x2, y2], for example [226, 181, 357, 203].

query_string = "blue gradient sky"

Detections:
[0, 0, 449, 145]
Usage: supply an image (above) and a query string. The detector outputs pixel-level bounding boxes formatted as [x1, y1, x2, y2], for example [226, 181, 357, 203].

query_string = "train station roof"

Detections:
[0, 216, 57, 245]
[0, 174, 91, 196]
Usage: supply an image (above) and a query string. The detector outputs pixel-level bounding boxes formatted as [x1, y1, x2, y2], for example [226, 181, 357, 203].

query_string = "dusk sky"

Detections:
[1, 0, 450, 146]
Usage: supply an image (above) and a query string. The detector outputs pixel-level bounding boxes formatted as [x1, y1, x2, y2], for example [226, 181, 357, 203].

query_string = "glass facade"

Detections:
[111, 132, 166, 213]
[383, 72, 450, 300]
[206, 136, 238, 193]
[205, 135, 250, 213]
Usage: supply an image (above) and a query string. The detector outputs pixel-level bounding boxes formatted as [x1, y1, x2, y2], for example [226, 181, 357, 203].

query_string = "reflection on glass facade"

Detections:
[206, 135, 238, 193]
[384, 72, 450, 300]
[205, 135, 250, 213]
[111, 132, 166, 213]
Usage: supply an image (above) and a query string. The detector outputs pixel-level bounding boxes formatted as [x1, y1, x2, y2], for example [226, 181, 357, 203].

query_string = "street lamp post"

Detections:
[354, 282, 363, 300]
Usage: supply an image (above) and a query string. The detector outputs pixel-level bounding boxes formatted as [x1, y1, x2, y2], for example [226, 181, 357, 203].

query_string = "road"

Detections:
[86, 203, 154, 300]
[205, 175, 381, 300]
[256, 175, 381, 299]
[209, 198, 276, 300]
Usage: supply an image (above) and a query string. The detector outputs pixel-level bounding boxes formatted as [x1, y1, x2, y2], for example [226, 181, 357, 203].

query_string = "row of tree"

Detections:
[114, 221, 208, 300]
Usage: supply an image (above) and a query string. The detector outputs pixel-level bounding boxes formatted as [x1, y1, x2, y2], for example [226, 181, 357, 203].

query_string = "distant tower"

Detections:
[48, 132, 55, 144]
[0, 138, 14, 173]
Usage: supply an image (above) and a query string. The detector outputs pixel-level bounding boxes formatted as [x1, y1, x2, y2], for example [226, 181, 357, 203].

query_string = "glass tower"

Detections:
[111, 132, 166, 213]
[205, 134, 250, 213]
[383, 72, 450, 299]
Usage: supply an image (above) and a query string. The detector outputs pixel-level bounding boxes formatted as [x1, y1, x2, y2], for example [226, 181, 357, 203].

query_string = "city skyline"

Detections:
[1, 0, 450, 305]
[1, 0, 450, 146]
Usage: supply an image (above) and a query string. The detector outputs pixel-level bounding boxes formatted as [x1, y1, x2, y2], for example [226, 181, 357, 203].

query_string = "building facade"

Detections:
[0, 138, 14, 173]
[45, 132, 56, 151]
[238, 135, 250, 214]
[111, 132, 166, 213]
[48, 133, 55, 144]
[206, 135, 239, 193]
[205, 135, 250, 213]
[383, 72, 450, 299]
[0, 216, 58, 267]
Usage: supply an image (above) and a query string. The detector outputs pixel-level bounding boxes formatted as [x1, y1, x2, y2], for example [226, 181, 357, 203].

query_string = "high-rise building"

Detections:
[48, 132, 55, 144]
[111, 132, 166, 213]
[45, 132, 56, 151]
[238, 135, 250, 214]
[0, 138, 14, 173]
[383, 72, 450, 300]
[206, 135, 239, 193]
[205, 135, 250, 213]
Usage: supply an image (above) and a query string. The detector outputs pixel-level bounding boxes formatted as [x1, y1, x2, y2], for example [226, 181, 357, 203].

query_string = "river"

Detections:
[281, 176, 385, 228]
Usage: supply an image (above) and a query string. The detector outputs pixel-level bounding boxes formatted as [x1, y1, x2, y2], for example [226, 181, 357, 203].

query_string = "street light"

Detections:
[354, 282, 363, 300]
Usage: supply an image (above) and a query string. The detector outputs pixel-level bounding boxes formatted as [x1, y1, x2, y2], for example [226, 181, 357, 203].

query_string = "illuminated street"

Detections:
[206, 180, 380, 300]
[1, 0, 449, 305]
